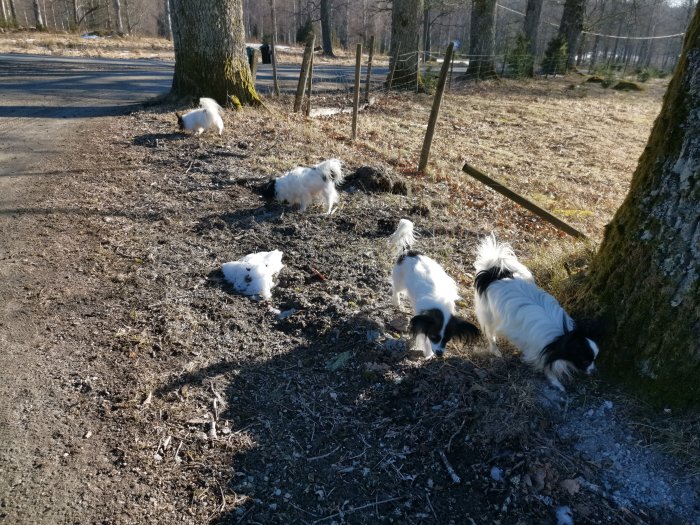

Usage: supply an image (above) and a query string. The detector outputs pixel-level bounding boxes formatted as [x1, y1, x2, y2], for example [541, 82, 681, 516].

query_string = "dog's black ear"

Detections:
[175, 112, 184, 129]
[445, 316, 480, 343]
[260, 179, 277, 199]
[409, 311, 442, 339]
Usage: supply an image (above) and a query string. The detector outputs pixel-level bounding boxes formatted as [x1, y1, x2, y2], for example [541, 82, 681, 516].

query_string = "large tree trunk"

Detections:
[465, 0, 497, 79]
[169, 0, 261, 107]
[557, 0, 585, 70]
[320, 0, 335, 57]
[523, 0, 544, 76]
[577, 4, 700, 407]
[387, 0, 423, 90]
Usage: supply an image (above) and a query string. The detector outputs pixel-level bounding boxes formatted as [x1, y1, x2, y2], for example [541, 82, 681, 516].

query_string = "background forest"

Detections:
[1, 0, 695, 74]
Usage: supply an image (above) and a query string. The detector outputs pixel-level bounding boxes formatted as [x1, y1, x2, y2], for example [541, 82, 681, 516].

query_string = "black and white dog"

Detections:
[262, 159, 344, 214]
[389, 219, 480, 358]
[473, 234, 600, 390]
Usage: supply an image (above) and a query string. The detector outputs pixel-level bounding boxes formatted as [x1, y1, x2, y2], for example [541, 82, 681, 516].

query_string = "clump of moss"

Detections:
[613, 81, 644, 92]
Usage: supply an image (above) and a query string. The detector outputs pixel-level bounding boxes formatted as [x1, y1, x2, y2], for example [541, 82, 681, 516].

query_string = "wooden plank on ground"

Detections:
[462, 162, 588, 239]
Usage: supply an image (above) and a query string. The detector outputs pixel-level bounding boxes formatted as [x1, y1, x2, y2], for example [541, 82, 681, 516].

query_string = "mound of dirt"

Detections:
[344, 165, 409, 195]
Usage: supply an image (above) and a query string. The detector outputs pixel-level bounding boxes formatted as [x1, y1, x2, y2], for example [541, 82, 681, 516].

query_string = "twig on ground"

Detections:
[447, 417, 467, 452]
[312, 496, 404, 524]
[438, 449, 461, 484]
[307, 265, 327, 281]
[307, 445, 341, 461]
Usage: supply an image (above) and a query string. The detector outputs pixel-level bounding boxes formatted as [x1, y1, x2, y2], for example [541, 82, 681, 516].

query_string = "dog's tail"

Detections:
[316, 159, 344, 186]
[474, 234, 533, 295]
[199, 97, 222, 115]
[389, 219, 416, 258]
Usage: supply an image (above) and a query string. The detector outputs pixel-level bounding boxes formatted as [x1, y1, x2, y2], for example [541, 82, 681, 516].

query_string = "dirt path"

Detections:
[0, 54, 170, 524]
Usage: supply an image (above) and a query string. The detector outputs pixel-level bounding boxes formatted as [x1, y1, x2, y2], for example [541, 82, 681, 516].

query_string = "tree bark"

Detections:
[523, 0, 544, 76]
[163, 0, 172, 40]
[557, 0, 585, 70]
[8, 0, 17, 26]
[33, 0, 44, 28]
[387, 0, 423, 90]
[578, 3, 700, 407]
[113, 0, 123, 33]
[169, 0, 261, 107]
[465, 0, 497, 79]
[320, 0, 334, 57]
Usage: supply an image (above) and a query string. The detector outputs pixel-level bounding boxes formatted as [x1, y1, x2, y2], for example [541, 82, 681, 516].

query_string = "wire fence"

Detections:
[254, 46, 669, 101]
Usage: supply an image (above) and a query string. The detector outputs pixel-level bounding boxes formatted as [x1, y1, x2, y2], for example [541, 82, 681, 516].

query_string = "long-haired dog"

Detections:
[262, 159, 344, 214]
[389, 219, 480, 358]
[473, 234, 599, 390]
[176, 97, 224, 136]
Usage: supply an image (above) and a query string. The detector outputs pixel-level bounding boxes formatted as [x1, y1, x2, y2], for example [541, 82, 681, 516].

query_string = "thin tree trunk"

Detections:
[557, 0, 585, 70]
[523, 0, 544, 75]
[8, 0, 17, 26]
[72, 0, 78, 26]
[169, 0, 261, 107]
[163, 0, 172, 39]
[123, 0, 131, 33]
[33, 0, 44, 28]
[112, 0, 123, 32]
[590, 34, 601, 69]
[578, 3, 700, 407]
[465, 0, 498, 79]
[320, 0, 334, 57]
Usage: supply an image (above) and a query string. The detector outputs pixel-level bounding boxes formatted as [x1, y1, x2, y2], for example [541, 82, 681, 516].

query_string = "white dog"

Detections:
[176, 97, 224, 136]
[473, 234, 599, 390]
[262, 159, 344, 214]
[222, 250, 284, 301]
[389, 219, 479, 358]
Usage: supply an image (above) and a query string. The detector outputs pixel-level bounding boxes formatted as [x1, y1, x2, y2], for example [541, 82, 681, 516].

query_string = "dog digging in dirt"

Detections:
[176, 97, 224, 136]
[261, 159, 344, 215]
[389, 219, 480, 358]
[473, 234, 600, 391]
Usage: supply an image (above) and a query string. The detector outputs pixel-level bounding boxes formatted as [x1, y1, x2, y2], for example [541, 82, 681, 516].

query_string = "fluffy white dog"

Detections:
[473, 234, 599, 390]
[262, 159, 344, 214]
[176, 97, 224, 136]
[222, 250, 284, 301]
[389, 219, 480, 358]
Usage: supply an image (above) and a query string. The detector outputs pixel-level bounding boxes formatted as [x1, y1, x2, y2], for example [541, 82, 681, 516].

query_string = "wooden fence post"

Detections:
[448, 51, 455, 91]
[294, 34, 315, 112]
[461, 163, 588, 239]
[418, 42, 454, 173]
[352, 43, 362, 140]
[364, 35, 375, 103]
[387, 43, 401, 91]
[248, 48, 259, 83]
[304, 51, 314, 116]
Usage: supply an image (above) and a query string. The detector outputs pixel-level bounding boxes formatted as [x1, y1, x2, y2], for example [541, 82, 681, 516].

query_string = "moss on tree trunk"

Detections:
[169, 0, 261, 108]
[577, 4, 700, 407]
